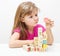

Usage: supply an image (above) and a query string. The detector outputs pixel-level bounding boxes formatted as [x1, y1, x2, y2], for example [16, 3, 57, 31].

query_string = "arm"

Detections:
[9, 32, 33, 48]
[46, 28, 54, 45]
[44, 18, 54, 45]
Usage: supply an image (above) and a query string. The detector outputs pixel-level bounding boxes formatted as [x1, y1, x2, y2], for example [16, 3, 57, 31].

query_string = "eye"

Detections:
[29, 16, 33, 18]
[35, 14, 37, 16]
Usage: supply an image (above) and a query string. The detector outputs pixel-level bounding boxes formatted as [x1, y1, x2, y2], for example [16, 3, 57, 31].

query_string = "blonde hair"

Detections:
[12, 1, 38, 40]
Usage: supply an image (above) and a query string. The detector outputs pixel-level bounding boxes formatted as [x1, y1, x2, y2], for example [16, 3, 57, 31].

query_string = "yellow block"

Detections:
[42, 44, 47, 49]
[34, 37, 38, 46]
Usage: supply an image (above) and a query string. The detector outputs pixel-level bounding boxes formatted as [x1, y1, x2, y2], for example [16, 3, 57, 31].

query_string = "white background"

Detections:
[0, 0, 60, 43]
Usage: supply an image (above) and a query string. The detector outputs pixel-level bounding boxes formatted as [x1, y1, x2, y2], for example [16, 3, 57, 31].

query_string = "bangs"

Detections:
[24, 7, 38, 16]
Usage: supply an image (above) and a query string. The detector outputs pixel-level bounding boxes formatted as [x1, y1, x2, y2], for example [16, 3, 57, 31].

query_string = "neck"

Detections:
[28, 26, 34, 34]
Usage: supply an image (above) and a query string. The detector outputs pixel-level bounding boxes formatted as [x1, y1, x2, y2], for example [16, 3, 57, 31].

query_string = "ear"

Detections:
[20, 17, 25, 22]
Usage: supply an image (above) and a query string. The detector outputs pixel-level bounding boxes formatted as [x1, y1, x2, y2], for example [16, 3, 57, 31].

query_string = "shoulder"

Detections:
[11, 27, 20, 40]
[13, 27, 20, 33]
[10, 32, 20, 42]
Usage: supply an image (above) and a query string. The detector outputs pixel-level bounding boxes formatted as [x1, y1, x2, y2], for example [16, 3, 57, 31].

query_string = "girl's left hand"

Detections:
[44, 17, 54, 29]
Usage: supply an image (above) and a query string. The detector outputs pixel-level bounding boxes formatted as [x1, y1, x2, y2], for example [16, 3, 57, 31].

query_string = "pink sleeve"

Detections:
[37, 24, 46, 32]
[13, 27, 20, 33]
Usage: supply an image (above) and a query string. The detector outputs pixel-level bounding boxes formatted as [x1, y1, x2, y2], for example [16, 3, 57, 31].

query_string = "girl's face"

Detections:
[22, 10, 39, 27]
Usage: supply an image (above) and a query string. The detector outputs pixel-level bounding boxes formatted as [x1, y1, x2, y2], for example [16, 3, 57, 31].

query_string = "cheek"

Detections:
[24, 19, 29, 23]
[24, 19, 30, 23]
[24, 19, 34, 25]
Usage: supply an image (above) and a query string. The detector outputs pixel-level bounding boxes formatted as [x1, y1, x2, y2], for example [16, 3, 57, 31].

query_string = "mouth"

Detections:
[34, 22, 38, 25]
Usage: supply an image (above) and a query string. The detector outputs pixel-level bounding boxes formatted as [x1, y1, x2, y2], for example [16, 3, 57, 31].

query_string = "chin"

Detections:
[33, 23, 38, 26]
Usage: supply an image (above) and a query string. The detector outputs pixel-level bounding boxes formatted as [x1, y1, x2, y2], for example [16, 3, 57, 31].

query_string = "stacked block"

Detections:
[38, 28, 48, 51]
[23, 28, 48, 52]
[34, 37, 38, 46]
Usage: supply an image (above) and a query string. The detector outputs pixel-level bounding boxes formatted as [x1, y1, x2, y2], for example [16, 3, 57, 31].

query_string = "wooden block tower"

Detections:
[38, 28, 43, 47]
[23, 28, 48, 52]
[38, 28, 48, 51]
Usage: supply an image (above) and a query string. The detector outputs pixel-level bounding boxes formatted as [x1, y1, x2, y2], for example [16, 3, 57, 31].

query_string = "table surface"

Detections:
[0, 43, 60, 56]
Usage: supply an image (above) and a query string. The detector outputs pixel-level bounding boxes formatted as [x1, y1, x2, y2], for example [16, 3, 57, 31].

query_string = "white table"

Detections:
[0, 43, 60, 56]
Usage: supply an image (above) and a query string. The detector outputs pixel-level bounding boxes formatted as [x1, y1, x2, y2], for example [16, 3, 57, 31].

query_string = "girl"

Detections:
[9, 1, 54, 48]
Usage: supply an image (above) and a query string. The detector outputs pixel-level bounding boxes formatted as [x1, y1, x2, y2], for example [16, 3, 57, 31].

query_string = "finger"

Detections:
[44, 18, 51, 23]
[44, 17, 49, 22]
[50, 23, 54, 27]
[44, 19, 50, 23]
[44, 17, 54, 22]
[50, 21, 54, 25]
[46, 20, 54, 25]
[50, 20, 54, 23]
